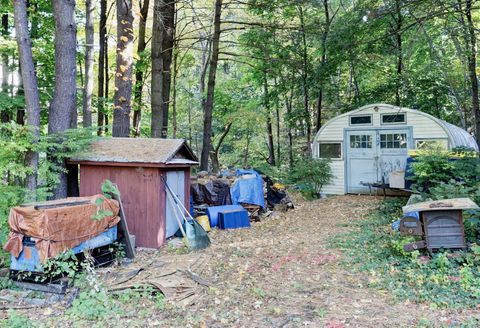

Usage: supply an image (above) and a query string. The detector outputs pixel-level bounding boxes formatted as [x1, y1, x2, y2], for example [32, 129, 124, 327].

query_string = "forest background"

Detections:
[0, 0, 480, 201]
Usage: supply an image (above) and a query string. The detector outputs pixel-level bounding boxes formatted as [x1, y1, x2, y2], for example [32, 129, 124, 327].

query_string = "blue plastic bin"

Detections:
[206, 205, 244, 228]
[218, 209, 250, 229]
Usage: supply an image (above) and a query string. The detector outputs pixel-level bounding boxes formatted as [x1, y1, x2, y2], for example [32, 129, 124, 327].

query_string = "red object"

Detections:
[69, 138, 197, 248]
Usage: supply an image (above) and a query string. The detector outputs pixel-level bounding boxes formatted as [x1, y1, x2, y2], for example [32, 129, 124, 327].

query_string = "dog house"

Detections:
[312, 104, 478, 194]
[68, 138, 198, 248]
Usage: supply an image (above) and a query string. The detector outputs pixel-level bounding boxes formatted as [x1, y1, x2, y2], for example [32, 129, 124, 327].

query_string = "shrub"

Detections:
[290, 157, 333, 198]
[408, 149, 480, 242]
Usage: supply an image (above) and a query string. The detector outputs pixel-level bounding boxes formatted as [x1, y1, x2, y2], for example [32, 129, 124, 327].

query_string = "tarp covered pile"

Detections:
[3, 195, 120, 262]
[191, 169, 293, 213]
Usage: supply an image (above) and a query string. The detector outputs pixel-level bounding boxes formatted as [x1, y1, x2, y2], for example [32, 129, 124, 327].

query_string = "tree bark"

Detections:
[97, 0, 107, 135]
[151, 0, 176, 138]
[210, 121, 232, 173]
[1, 14, 10, 123]
[132, 0, 150, 136]
[263, 72, 275, 166]
[464, 0, 480, 145]
[298, 5, 311, 155]
[200, 0, 222, 171]
[49, 0, 77, 199]
[285, 91, 294, 169]
[315, 0, 330, 133]
[14, 0, 41, 196]
[82, 0, 94, 128]
[112, 0, 134, 137]
[393, 0, 402, 106]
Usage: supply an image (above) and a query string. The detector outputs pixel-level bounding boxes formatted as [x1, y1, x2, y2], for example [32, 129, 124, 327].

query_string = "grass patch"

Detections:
[330, 198, 480, 309]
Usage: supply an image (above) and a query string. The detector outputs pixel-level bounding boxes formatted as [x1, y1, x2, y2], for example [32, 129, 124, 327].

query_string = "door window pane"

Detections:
[350, 135, 372, 148]
[380, 133, 407, 149]
[319, 143, 342, 159]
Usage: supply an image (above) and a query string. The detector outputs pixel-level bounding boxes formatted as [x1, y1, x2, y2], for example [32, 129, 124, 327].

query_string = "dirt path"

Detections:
[6, 195, 480, 327]
[155, 195, 478, 327]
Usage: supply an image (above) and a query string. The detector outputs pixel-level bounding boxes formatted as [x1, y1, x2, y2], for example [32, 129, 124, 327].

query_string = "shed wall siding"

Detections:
[79, 165, 165, 248]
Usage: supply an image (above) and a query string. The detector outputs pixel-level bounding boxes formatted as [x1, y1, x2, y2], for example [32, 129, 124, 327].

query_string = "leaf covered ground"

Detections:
[3, 195, 480, 327]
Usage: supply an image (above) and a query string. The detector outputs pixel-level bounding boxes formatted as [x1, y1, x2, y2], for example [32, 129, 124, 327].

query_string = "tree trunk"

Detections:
[465, 0, 480, 145]
[393, 0, 402, 106]
[132, 0, 150, 136]
[210, 121, 232, 173]
[285, 92, 294, 169]
[1, 14, 10, 123]
[151, 0, 176, 138]
[263, 72, 275, 166]
[49, 0, 77, 134]
[112, 0, 134, 137]
[315, 0, 330, 133]
[172, 47, 178, 138]
[298, 5, 311, 155]
[97, 0, 107, 135]
[82, 0, 94, 127]
[49, 0, 77, 199]
[200, 0, 222, 171]
[14, 0, 41, 196]
[243, 129, 250, 168]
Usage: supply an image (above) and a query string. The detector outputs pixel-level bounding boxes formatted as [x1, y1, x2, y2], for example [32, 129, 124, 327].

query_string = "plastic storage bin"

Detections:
[206, 205, 244, 228]
[218, 209, 250, 229]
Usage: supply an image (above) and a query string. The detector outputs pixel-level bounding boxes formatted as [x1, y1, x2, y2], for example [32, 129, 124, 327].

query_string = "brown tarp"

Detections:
[3, 195, 120, 262]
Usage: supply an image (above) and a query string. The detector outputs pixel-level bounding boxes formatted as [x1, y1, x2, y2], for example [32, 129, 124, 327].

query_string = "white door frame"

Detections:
[344, 126, 413, 193]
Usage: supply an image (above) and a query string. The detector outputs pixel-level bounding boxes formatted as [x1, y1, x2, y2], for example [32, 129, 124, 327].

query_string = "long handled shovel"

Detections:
[162, 176, 210, 251]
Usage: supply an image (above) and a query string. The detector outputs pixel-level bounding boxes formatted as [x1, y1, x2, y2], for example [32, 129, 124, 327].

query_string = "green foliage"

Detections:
[331, 198, 480, 308]
[1, 310, 35, 328]
[290, 158, 333, 198]
[100, 179, 121, 199]
[67, 289, 118, 321]
[39, 250, 80, 281]
[408, 150, 480, 242]
[0, 123, 96, 269]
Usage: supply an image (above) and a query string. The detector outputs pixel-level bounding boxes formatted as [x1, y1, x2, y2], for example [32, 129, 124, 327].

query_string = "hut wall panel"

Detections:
[79, 165, 165, 248]
[321, 160, 345, 195]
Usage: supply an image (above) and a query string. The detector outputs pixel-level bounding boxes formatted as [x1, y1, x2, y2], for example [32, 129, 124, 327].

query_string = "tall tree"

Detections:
[200, 0, 222, 171]
[14, 0, 41, 195]
[82, 0, 94, 127]
[1, 13, 9, 123]
[49, 0, 77, 199]
[463, 0, 480, 144]
[132, 0, 150, 136]
[151, 0, 176, 138]
[97, 0, 107, 135]
[315, 0, 331, 133]
[112, 0, 134, 137]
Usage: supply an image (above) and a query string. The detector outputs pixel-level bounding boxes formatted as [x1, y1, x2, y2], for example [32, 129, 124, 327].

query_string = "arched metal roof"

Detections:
[436, 120, 478, 151]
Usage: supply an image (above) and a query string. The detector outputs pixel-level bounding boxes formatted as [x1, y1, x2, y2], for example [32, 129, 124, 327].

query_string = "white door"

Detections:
[378, 129, 410, 183]
[346, 129, 411, 193]
[346, 130, 378, 193]
[165, 171, 185, 238]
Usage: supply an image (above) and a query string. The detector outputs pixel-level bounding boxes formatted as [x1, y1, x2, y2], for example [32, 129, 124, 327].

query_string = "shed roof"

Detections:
[69, 138, 198, 165]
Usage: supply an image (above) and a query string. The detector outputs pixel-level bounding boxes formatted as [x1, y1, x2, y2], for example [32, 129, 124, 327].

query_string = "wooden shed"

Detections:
[68, 138, 198, 248]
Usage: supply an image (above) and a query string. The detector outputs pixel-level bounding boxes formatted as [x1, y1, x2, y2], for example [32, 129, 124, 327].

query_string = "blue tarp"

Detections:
[230, 169, 265, 209]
